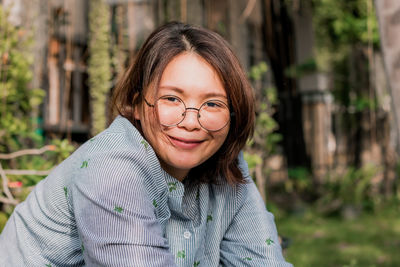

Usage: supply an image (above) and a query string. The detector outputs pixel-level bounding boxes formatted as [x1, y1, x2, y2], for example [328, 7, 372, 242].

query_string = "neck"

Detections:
[160, 162, 189, 182]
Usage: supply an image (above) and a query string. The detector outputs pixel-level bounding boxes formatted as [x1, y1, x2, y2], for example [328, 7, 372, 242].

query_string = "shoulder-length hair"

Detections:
[111, 22, 255, 185]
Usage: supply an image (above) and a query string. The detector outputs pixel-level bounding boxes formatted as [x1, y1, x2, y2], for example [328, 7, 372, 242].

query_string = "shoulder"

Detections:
[213, 151, 257, 207]
[82, 116, 147, 155]
[71, 116, 167, 201]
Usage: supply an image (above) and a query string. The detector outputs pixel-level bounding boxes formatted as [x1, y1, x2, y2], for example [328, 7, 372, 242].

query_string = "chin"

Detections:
[173, 161, 201, 170]
[172, 157, 206, 170]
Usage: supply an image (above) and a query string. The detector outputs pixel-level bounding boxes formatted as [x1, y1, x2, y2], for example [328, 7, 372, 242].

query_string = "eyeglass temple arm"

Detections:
[143, 98, 155, 108]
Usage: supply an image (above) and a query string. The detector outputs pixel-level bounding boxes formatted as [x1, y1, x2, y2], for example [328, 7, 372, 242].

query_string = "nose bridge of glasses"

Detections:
[182, 107, 201, 119]
[185, 107, 200, 113]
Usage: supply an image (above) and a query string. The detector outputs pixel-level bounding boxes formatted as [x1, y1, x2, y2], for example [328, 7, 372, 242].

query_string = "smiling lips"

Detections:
[168, 135, 204, 149]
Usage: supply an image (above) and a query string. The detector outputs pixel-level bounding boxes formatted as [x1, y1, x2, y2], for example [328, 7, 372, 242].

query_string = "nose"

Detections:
[178, 108, 201, 131]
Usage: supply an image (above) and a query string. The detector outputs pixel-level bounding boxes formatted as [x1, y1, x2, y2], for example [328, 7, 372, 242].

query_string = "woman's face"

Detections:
[135, 52, 230, 181]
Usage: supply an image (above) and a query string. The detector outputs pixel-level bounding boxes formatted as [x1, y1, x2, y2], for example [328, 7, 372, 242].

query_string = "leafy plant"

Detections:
[245, 62, 283, 199]
[247, 62, 282, 157]
[0, 6, 75, 207]
[316, 165, 380, 215]
[285, 167, 312, 194]
[88, 0, 112, 136]
[0, 6, 45, 153]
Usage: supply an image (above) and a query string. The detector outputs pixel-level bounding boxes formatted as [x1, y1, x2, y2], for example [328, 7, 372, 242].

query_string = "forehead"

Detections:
[148, 52, 227, 99]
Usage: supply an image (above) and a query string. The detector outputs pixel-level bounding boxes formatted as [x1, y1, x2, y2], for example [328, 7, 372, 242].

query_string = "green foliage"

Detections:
[311, 0, 379, 71]
[284, 167, 312, 194]
[49, 139, 75, 163]
[0, 7, 75, 202]
[350, 95, 377, 112]
[245, 62, 283, 193]
[0, 211, 8, 231]
[249, 61, 268, 81]
[0, 6, 45, 153]
[316, 165, 380, 215]
[309, 0, 380, 113]
[243, 152, 262, 170]
[277, 204, 400, 267]
[285, 58, 318, 78]
[248, 62, 282, 156]
[88, 0, 112, 136]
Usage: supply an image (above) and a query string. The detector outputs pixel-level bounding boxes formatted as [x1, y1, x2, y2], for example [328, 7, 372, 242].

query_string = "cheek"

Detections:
[213, 129, 229, 148]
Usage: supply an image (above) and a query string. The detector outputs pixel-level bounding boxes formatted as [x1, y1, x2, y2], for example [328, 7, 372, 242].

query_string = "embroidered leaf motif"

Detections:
[196, 190, 200, 200]
[153, 199, 158, 208]
[168, 182, 177, 192]
[266, 237, 274, 245]
[141, 139, 149, 150]
[177, 250, 186, 259]
[63, 187, 68, 198]
[193, 261, 200, 267]
[80, 160, 89, 168]
[207, 214, 213, 223]
[81, 243, 85, 252]
[114, 206, 123, 213]
[45, 264, 52, 267]
[89, 138, 96, 142]
[242, 257, 252, 261]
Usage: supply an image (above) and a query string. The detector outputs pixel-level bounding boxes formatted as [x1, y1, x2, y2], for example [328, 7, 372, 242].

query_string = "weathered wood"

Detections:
[180, 0, 187, 23]
[47, 38, 61, 126]
[186, 0, 205, 26]
[127, 2, 155, 52]
[88, 0, 112, 136]
[228, 0, 248, 68]
[205, 0, 229, 35]
[293, 1, 333, 181]
[375, 0, 400, 156]
[262, 0, 309, 168]
[72, 46, 83, 125]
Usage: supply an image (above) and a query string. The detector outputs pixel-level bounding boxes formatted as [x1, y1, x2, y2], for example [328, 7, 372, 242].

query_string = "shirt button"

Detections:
[183, 231, 191, 239]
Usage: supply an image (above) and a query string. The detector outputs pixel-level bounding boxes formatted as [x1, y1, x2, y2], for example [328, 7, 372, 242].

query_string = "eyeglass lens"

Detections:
[155, 96, 230, 131]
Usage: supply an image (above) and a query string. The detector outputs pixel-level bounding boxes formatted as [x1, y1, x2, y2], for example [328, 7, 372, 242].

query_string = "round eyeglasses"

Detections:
[144, 95, 231, 132]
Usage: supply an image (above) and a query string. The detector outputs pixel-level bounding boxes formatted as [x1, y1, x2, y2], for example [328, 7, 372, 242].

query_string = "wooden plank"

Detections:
[73, 46, 83, 125]
[186, 0, 205, 26]
[375, 0, 400, 155]
[47, 38, 61, 125]
[127, 2, 155, 52]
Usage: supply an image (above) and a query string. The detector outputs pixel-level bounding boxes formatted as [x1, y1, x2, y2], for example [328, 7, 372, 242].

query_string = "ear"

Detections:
[134, 104, 141, 120]
[133, 93, 142, 121]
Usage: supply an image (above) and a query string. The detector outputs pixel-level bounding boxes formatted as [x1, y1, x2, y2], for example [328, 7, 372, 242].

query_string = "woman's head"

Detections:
[112, 22, 255, 185]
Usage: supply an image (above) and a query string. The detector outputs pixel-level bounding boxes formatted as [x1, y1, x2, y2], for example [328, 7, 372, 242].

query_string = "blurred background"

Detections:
[1, 0, 400, 266]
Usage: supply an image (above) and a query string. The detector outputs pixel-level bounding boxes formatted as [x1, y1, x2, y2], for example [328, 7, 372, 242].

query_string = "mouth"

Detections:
[168, 135, 205, 149]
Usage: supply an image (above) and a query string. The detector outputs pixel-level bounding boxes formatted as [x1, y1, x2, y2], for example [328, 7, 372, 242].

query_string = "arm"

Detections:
[219, 154, 293, 267]
[72, 149, 176, 267]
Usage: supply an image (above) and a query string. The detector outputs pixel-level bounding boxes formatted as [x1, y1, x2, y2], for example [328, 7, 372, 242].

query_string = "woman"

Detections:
[0, 22, 292, 266]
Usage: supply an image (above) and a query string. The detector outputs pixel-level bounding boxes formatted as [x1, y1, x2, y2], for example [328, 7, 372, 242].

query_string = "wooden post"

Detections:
[375, 0, 400, 156]
[47, 38, 61, 126]
[186, 0, 204, 26]
[293, 1, 332, 182]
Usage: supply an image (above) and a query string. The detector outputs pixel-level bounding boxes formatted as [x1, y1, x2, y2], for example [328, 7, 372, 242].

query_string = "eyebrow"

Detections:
[158, 86, 228, 99]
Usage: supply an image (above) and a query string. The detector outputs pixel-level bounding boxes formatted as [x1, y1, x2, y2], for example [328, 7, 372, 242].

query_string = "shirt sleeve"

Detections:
[219, 153, 293, 267]
[72, 149, 177, 267]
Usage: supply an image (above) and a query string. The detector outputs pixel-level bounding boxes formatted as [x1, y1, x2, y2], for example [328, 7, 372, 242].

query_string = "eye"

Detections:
[165, 96, 180, 102]
[205, 101, 224, 108]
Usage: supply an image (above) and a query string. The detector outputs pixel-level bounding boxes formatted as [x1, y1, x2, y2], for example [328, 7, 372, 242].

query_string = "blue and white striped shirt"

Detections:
[0, 116, 292, 266]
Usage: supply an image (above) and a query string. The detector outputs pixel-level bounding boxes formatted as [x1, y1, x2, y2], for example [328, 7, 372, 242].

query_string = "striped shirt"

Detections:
[0, 116, 292, 266]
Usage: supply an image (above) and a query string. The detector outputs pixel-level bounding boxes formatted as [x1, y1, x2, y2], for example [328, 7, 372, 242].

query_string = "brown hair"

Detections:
[111, 22, 255, 185]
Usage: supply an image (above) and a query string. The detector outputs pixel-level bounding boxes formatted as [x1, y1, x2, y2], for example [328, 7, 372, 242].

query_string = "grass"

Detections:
[275, 203, 400, 267]
[1, 202, 399, 267]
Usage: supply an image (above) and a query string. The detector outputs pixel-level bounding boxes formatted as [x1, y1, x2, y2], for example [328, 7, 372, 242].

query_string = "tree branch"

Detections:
[239, 0, 257, 22]
[3, 169, 53, 176]
[0, 162, 16, 203]
[0, 196, 18, 205]
[0, 145, 55, 160]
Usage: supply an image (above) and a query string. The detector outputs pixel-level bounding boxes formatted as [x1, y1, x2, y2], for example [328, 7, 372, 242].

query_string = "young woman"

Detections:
[0, 22, 292, 266]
